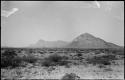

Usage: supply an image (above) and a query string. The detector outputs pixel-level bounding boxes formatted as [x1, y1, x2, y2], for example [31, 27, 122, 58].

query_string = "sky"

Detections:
[1, 1, 124, 47]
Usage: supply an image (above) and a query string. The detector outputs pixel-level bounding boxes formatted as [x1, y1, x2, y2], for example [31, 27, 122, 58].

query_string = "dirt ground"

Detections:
[1, 60, 124, 79]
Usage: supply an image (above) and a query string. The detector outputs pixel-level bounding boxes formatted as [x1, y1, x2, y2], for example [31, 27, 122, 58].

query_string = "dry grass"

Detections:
[1, 48, 124, 79]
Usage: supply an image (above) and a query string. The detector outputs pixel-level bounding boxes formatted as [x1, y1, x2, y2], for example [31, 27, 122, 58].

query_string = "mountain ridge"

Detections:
[29, 33, 123, 49]
[30, 39, 68, 48]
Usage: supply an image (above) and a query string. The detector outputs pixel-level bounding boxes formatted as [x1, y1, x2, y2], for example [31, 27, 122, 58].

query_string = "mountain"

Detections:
[29, 33, 122, 49]
[30, 39, 68, 48]
[67, 33, 122, 49]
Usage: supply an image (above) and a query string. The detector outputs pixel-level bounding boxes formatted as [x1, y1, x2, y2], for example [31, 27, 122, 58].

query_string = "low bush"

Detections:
[1, 56, 22, 68]
[2, 50, 17, 58]
[98, 64, 106, 68]
[76, 53, 82, 57]
[1, 53, 39, 68]
[41, 54, 69, 67]
[1, 50, 19, 68]
[21, 55, 38, 63]
[103, 67, 113, 72]
[86, 54, 117, 65]
[61, 73, 80, 80]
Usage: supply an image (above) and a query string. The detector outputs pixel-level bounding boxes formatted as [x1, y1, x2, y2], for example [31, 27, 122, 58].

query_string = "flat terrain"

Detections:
[1, 48, 124, 79]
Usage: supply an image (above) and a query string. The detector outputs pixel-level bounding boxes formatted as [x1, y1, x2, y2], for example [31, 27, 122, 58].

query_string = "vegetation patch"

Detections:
[41, 54, 69, 67]
[1, 50, 39, 68]
[86, 54, 117, 65]
[61, 73, 80, 80]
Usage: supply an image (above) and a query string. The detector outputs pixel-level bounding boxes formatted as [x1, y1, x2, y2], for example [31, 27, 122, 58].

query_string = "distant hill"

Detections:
[29, 33, 123, 49]
[67, 33, 122, 49]
[29, 40, 68, 48]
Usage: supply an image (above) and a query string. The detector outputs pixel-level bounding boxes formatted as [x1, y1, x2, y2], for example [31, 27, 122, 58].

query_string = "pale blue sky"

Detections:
[1, 1, 124, 47]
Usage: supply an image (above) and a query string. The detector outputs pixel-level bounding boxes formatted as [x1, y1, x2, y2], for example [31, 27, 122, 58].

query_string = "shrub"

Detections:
[1, 53, 38, 68]
[1, 56, 22, 68]
[98, 64, 106, 68]
[61, 73, 80, 80]
[86, 54, 117, 65]
[77, 53, 82, 57]
[103, 67, 113, 72]
[21, 55, 38, 63]
[1, 50, 20, 68]
[2, 50, 17, 58]
[41, 54, 69, 67]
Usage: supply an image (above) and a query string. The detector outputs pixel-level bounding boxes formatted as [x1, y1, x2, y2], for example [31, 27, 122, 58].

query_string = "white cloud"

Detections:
[94, 1, 100, 8]
[1, 8, 19, 17]
[54, 1, 101, 9]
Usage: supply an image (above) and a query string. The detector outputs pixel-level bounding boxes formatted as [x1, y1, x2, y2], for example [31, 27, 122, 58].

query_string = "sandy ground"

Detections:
[1, 60, 124, 79]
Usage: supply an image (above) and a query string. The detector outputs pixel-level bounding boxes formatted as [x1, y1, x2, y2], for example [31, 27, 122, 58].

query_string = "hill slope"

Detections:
[29, 33, 122, 49]
[67, 33, 121, 49]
